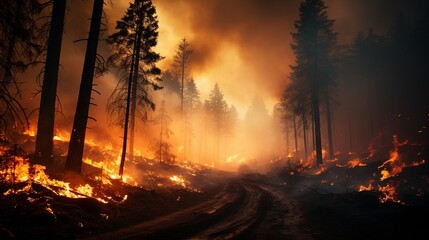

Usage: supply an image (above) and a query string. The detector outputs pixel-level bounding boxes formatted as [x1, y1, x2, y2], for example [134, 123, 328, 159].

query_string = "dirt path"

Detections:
[80, 179, 314, 240]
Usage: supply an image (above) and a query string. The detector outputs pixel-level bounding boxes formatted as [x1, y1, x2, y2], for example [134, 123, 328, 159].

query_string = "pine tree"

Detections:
[204, 83, 228, 166]
[0, 0, 45, 131]
[106, 0, 162, 175]
[152, 100, 175, 163]
[173, 38, 192, 114]
[286, 0, 337, 165]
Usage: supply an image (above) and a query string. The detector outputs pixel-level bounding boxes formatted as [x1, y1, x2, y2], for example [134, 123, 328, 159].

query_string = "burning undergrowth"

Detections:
[0, 131, 224, 239]
[271, 135, 428, 206]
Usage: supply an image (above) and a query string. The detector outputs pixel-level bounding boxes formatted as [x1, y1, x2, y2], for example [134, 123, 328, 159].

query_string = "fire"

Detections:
[358, 182, 401, 204]
[0, 154, 129, 204]
[1, 156, 98, 200]
[169, 175, 187, 188]
[378, 135, 409, 181]
[358, 183, 374, 191]
[378, 184, 401, 203]
[53, 129, 70, 142]
[83, 156, 138, 186]
[23, 128, 36, 137]
[339, 157, 366, 168]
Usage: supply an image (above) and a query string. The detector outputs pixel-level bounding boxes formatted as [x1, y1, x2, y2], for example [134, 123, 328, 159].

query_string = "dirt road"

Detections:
[81, 179, 313, 240]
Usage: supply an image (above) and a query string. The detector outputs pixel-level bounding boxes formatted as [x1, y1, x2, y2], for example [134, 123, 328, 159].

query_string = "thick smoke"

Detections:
[16, 0, 427, 171]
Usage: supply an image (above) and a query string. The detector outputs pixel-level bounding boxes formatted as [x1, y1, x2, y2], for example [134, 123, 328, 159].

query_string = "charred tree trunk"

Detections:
[34, 0, 66, 167]
[293, 113, 298, 152]
[325, 90, 334, 160]
[312, 89, 323, 165]
[65, 0, 103, 173]
[302, 109, 308, 162]
[285, 120, 290, 154]
[119, 5, 144, 176]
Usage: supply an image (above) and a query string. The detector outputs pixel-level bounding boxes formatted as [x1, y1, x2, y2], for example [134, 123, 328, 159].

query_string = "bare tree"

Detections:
[34, 0, 66, 167]
[65, 0, 104, 173]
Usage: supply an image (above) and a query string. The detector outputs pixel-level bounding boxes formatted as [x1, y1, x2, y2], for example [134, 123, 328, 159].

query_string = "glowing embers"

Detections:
[358, 182, 401, 204]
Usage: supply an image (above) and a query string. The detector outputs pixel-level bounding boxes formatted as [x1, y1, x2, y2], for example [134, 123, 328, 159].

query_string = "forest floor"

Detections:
[1, 139, 429, 239]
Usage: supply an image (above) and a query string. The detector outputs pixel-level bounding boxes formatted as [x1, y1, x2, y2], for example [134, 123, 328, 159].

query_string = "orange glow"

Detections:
[358, 183, 374, 192]
[378, 184, 401, 203]
[337, 157, 366, 168]
[378, 135, 409, 181]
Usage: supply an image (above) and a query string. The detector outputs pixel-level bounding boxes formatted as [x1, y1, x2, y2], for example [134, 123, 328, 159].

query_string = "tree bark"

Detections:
[34, 0, 66, 167]
[65, 0, 103, 173]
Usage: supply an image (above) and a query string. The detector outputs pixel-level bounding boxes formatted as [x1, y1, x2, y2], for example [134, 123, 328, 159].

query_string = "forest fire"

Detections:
[378, 135, 425, 181]
[0, 155, 112, 203]
[1, 0, 428, 238]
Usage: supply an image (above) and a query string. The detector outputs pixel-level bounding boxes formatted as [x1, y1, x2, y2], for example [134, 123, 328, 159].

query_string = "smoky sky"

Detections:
[20, 0, 428, 145]
[151, 0, 427, 112]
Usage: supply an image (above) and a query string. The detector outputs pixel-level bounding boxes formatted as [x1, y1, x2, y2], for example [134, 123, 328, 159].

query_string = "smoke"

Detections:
[15, 0, 427, 172]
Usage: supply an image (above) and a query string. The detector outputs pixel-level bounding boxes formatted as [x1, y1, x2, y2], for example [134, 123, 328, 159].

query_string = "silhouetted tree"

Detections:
[34, 0, 66, 167]
[0, 0, 45, 131]
[66, 0, 104, 173]
[183, 77, 200, 160]
[106, 0, 162, 175]
[152, 100, 175, 163]
[286, 0, 337, 165]
[204, 83, 228, 165]
[160, 70, 180, 96]
[173, 38, 192, 114]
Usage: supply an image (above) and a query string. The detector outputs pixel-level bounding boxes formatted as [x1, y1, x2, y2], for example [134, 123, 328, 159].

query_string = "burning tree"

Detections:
[283, 0, 337, 165]
[106, 0, 162, 176]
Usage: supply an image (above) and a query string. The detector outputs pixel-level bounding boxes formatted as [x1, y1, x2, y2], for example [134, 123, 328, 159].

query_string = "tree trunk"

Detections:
[65, 0, 103, 173]
[34, 0, 66, 167]
[293, 113, 298, 152]
[325, 91, 334, 160]
[301, 109, 308, 162]
[312, 90, 323, 165]
[119, 3, 144, 176]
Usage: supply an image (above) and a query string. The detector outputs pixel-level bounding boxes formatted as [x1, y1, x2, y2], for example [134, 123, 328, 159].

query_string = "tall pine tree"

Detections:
[106, 0, 162, 176]
[286, 0, 337, 165]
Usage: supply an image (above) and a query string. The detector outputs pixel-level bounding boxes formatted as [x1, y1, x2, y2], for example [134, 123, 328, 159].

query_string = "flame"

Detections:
[53, 129, 70, 142]
[169, 175, 186, 188]
[358, 183, 374, 192]
[83, 156, 138, 186]
[358, 181, 401, 203]
[23, 128, 36, 137]
[378, 135, 408, 181]
[336, 157, 366, 168]
[0, 154, 129, 204]
[378, 184, 401, 203]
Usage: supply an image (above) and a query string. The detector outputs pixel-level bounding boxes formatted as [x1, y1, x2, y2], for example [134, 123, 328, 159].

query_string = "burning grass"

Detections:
[273, 135, 428, 205]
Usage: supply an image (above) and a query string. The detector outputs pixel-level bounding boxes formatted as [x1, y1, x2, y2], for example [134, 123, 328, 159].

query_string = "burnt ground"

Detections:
[1, 170, 429, 240]
[1, 141, 429, 239]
